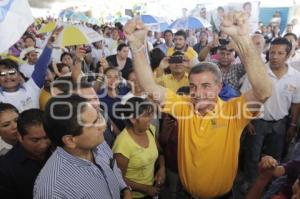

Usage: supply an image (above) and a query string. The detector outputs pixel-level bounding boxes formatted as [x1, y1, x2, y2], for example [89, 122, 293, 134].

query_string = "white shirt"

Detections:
[91, 47, 110, 64]
[0, 137, 12, 156]
[19, 63, 35, 78]
[288, 50, 300, 72]
[0, 79, 41, 112]
[104, 38, 118, 55]
[240, 63, 300, 120]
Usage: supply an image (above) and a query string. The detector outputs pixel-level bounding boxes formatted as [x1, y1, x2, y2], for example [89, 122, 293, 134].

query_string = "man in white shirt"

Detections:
[284, 33, 300, 72]
[241, 37, 300, 187]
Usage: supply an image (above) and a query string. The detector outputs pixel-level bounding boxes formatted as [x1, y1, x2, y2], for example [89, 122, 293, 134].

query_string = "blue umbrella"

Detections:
[169, 16, 211, 30]
[69, 12, 89, 22]
[139, 15, 169, 32]
[59, 10, 75, 19]
[160, 22, 169, 31]
[140, 15, 159, 24]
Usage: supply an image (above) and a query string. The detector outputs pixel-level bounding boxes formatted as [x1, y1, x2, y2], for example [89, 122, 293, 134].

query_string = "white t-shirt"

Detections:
[0, 137, 12, 156]
[19, 63, 35, 78]
[240, 64, 300, 120]
[0, 79, 41, 112]
[288, 50, 300, 72]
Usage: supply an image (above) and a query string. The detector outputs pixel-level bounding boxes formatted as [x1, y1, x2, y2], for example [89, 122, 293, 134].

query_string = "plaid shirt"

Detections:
[216, 62, 246, 91]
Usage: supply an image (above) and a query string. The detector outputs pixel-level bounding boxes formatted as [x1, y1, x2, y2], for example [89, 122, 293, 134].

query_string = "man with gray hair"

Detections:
[124, 11, 272, 199]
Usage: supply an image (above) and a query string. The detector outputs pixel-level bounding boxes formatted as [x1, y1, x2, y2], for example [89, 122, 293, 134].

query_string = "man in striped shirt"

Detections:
[33, 94, 132, 199]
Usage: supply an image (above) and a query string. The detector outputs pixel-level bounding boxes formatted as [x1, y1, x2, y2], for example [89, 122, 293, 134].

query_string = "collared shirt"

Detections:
[240, 63, 300, 120]
[0, 137, 12, 156]
[216, 62, 245, 91]
[162, 89, 253, 198]
[33, 142, 127, 199]
[0, 143, 50, 199]
[155, 73, 189, 93]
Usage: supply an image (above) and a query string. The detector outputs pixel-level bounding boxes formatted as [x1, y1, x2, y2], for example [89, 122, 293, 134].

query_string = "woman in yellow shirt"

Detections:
[113, 97, 165, 199]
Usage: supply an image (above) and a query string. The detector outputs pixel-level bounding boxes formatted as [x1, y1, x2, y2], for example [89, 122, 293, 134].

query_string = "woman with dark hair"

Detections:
[0, 103, 19, 155]
[113, 97, 165, 199]
[106, 43, 133, 78]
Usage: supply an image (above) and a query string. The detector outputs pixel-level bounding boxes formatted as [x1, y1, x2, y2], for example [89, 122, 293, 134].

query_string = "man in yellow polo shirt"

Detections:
[155, 51, 189, 93]
[167, 30, 199, 65]
[124, 11, 272, 199]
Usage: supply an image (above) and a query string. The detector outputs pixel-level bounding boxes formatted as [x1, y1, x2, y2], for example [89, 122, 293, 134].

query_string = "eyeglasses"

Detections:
[0, 70, 17, 77]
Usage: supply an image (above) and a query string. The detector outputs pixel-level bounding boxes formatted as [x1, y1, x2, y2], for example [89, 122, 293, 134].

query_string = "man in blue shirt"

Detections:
[33, 94, 132, 199]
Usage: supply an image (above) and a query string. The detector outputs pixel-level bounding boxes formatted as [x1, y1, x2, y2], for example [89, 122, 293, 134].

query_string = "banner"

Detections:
[0, 0, 34, 53]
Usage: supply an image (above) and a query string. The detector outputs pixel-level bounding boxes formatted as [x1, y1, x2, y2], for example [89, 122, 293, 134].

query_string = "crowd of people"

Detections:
[0, 8, 300, 199]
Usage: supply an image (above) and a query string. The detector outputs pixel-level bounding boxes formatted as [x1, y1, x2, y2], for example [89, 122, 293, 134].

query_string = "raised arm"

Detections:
[32, 27, 63, 88]
[220, 12, 272, 109]
[124, 18, 166, 103]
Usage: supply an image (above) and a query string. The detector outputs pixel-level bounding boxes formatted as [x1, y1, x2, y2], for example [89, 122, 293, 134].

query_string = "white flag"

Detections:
[0, 0, 34, 53]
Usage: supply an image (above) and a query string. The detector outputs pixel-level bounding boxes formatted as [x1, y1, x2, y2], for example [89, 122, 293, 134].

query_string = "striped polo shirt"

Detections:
[33, 142, 126, 199]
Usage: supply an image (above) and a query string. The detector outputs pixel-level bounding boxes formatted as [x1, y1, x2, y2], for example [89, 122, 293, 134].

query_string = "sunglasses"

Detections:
[0, 70, 17, 77]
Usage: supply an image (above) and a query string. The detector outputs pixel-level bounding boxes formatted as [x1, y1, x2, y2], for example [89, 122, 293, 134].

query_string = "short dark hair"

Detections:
[60, 52, 73, 62]
[0, 103, 18, 115]
[51, 76, 73, 94]
[17, 109, 43, 137]
[150, 48, 165, 71]
[163, 29, 173, 37]
[0, 59, 19, 71]
[117, 97, 155, 127]
[188, 62, 222, 83]
[117, 43, 128, 51]
[175, 30, 187, 40]
[270, 37, 292, 55]
[43, 94, 89, 147]
[284, 33, 298, 42]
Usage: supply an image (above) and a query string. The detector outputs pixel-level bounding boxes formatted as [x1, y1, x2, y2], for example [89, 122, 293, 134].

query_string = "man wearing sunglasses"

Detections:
[0, 28, 60, 112]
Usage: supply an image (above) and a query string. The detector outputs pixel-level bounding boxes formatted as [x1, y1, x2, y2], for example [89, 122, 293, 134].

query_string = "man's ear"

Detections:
[17, 133, 23, 144]
[62, 135, 77, 149]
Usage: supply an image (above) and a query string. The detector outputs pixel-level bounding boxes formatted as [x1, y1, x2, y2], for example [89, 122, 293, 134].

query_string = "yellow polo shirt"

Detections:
[39, 88, 51, 111]
[155, 73, 189, 93]
[167, 47, 198, 61]
[162, 89, 253, 198]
